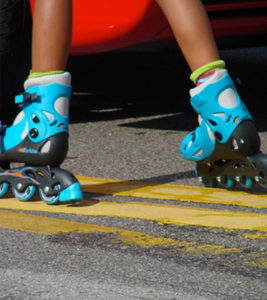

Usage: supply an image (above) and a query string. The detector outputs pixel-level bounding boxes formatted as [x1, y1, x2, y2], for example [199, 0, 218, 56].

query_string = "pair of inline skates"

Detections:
[0, 69, 266, 205]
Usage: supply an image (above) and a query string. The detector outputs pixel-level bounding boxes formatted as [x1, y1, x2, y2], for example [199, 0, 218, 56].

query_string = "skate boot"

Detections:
[180, 68, 267, 189]
[0, 72, 83, 204]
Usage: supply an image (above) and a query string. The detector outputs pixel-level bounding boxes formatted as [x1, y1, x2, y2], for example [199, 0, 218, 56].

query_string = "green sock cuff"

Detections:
[190, 60, 226, 84]
[28, 70, 65, 79]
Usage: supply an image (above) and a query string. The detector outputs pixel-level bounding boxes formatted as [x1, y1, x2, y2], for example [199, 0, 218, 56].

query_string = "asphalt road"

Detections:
[0, 45, 267, 299]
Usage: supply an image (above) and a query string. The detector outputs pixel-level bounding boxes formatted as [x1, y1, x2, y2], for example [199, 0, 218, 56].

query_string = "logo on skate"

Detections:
[18, 147, 38, 154]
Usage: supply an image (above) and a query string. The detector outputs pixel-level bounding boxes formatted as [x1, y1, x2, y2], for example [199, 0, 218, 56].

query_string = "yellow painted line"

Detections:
[239, 232, 267, 241]
[0, 209, 242, 256]
[77, 176, 267, 209]
[1, 210, 266, 268]
[243, 252, 267, 269]
[0, 198, 266, 232]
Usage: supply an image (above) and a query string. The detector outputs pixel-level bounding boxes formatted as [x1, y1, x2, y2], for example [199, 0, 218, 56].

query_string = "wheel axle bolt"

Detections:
[216, 176, 222, 182]
[44, 186, 50, 194]
[17, 183, 22, 190]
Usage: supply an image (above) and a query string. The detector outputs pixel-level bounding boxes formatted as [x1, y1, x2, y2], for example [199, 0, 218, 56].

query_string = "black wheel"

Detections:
[0, 0, 32, 123]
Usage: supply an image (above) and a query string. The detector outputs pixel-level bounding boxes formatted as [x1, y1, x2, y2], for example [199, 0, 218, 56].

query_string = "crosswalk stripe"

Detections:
[0, 198, 266, 232]
[77, 176, 267, 209]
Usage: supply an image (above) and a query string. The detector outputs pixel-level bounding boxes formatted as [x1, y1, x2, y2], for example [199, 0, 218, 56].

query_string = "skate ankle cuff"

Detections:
[190, 71, 252, 144]
[190, 60, 226, 84]
[24, 72, 71, 90]
[190, 69, 227, 97]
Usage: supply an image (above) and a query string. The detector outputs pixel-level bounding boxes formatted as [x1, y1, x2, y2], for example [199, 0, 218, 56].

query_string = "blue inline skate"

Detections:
[0, 72, 83, 204]
[181, 69, 267, 189]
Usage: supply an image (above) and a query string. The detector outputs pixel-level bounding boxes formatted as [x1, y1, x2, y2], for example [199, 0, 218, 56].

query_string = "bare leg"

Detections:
[31, 0, 72, 72]
[155, 0, 220, 72]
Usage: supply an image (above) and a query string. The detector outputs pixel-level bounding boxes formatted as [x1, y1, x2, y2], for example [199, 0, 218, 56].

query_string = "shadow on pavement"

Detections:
[68, 45, 267, 132]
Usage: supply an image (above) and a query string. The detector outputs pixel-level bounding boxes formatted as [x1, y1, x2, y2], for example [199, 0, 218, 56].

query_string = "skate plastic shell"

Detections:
[59, 182, 83, 203]
[180, 119, 215, 161]
[180, 70, 253, 162]
[3, 83, 71, 152]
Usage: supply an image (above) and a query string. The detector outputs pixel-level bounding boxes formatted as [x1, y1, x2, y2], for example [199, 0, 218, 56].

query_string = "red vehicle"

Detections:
[31, 0, 267, 54]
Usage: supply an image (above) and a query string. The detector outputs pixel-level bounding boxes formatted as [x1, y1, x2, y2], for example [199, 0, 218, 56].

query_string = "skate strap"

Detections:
[0, 121, 7, 152]
[15, 92, 38, 107]
[0, 121, 7, 136]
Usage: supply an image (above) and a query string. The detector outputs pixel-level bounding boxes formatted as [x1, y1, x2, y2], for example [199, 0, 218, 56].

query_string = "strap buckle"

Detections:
[15, 92, 38, 107]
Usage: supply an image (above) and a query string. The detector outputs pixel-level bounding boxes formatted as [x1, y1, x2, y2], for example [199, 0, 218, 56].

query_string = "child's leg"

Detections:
[156, 0, 267, 188]
[155, 0, 219, 72]
[0, 0, 83, 204]
[32, 0, 72, 73]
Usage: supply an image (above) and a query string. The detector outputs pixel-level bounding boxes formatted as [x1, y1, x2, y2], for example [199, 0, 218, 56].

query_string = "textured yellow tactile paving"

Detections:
[77, 176, 267, 209]
[0, 198, 266, 231]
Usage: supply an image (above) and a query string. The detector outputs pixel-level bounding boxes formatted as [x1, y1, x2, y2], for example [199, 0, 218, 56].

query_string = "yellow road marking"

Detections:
[0, 209, 243, 256]
[239, 232, 267, 241]
[245, 256, 267, 269]
[1, 209, 266, 268]
[0, 198, 266, 231]
[77, 176, 267, 209]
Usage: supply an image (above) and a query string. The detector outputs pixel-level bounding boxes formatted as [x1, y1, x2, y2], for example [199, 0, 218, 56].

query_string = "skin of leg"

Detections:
[155, 0, 220, 72]
[31, 0, 72, 73]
